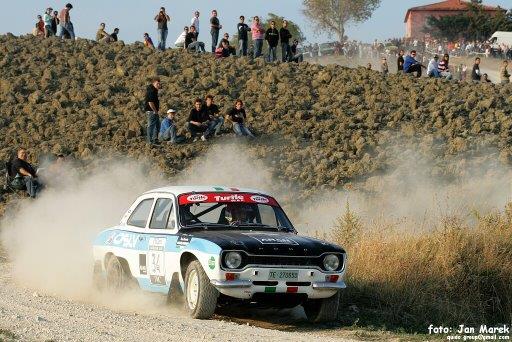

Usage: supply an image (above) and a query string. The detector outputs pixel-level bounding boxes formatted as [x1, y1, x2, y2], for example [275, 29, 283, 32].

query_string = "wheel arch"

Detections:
[104, 252, 133, 277]
[180, 252, 199, 280]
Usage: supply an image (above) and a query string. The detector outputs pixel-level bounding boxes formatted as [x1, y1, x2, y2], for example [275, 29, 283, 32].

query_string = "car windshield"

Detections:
[178, 192, 294, 231]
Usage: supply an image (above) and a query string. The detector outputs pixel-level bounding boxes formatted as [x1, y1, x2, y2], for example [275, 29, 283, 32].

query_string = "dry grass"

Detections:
[331, 202, 512, 331]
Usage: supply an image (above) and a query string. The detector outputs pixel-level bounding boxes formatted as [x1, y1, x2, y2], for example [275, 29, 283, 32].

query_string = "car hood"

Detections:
[186, 230, 344, 256]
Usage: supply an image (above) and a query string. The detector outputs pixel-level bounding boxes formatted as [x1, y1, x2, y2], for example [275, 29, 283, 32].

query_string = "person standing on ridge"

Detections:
[191, 11, 200, 37]
[210, 10, 222, 53]
[58, 3, 75, 40]
[471, 57, 481, 82]
[397, 49, 404, 74]
[280, 20, 292, 62]
[251, 16, 265, 58]
[43, 8, 53, 37]
[237, 15, 251, 57]
[51, 10, 59, 37]
[144, 77, 162, 146]
[265, 21, 279, 62]
[154, 7, 170, 51]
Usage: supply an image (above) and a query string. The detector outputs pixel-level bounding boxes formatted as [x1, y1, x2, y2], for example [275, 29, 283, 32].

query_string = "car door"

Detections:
[144, 195, 179, 292]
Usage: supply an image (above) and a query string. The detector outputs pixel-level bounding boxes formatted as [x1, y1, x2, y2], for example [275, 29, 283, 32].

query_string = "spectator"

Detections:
[380, 57, 389, 75]
[265, 21, 279, 62]
[290, 39, 303, 63]
[251, 16, 265, 58]
[43, 8, 53, 37]
[34, 15, 45, 37]
[280, 20, 292, 62]
[397, 49, 404, 74]
[471, 58, 482, 82]
[482, 73, 492, 83]
[185, 25, 205, 53]
[226, 100, 255, 138]
[51, 10, 59, 37]
[144, 77, 162, 145]
[154, 7, 170, 51]
[237, 15, 251, 57]
[219, 33, 236, 55]
[175, 27, 188, 48]
[110, 28, 119, 42]
[500, 60, 510, 84]
[187, 98, 215, 141]
[96, 23, 112, 43]
[438, 54, 452, 80]
[203, 95, 224, 136]
[10, 148, 42, 198]
[216, 40, 231, 58]
[427, 55, 440, 78]
[366, 63, 372, 70]
[58, 3, 75, 40]
[159, 109, 184, 144]
[210, 10, 222, 53]
[191, 11, 200, 36]
[403, 50, 423, 77]
[144, 33, 155, 49]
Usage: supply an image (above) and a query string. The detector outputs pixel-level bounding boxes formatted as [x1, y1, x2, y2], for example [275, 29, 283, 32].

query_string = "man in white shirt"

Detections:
[191, 11, 200, 36]
[175, 26, 188, 48]
[427, 55, 440, 78]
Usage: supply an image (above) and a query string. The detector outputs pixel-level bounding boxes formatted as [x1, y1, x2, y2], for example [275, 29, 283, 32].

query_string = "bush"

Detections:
[333, 204, 512, 331]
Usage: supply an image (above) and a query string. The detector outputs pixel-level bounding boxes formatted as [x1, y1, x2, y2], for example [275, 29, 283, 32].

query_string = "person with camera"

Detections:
[154, 7, 170, 51]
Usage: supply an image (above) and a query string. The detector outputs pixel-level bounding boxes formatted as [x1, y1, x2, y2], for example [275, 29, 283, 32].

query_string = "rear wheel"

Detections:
[303, 291, 340, 323]
[184, 260, 219, 319]
[105, 256, 130, 291]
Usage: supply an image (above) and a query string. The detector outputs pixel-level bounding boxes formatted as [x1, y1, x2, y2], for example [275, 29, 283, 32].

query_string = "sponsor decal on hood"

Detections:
[243, 232, 299, 245]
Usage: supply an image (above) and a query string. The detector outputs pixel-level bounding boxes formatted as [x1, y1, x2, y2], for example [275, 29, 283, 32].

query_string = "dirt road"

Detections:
[0, 262, 358, 342]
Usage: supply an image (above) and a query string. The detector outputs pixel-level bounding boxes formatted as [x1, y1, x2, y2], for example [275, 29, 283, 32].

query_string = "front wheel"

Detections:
[303, 291, 340, 323]
[184, 260, 219, 319]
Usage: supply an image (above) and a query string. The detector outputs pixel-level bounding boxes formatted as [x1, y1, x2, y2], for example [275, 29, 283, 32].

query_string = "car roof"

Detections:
[143, 185, 271, 196]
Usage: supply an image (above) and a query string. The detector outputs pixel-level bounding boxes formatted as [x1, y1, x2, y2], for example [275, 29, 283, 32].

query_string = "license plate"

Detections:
[268, 270, 298, 280]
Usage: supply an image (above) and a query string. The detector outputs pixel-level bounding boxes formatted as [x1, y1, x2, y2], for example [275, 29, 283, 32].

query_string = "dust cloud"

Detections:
[0, 142, 510, 304]
[0, 160, 162, 300]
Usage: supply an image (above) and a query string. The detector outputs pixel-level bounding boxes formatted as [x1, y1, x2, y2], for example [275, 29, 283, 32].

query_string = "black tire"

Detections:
[183, 260, 219, 319]
[303, 291, 340, 323]
[105, 255, 130, 291]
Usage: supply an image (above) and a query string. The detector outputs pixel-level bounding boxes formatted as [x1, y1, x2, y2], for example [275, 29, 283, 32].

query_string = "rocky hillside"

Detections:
[1, 34, 511, 192]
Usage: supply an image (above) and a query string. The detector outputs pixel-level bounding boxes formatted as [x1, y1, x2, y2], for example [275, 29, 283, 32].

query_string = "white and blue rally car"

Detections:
[93, 186, 347, 322]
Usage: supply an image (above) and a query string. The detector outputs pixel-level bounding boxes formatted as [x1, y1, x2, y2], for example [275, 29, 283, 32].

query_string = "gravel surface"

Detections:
[0, 263, 353, 342]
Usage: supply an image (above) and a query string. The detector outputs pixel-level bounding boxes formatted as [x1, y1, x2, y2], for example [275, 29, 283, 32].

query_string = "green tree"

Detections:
[302, 0, 381, 43]
[425, 1, 512, 41]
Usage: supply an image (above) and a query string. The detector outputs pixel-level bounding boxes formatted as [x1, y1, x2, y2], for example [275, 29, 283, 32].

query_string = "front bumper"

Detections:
[210, 267, 346, 299]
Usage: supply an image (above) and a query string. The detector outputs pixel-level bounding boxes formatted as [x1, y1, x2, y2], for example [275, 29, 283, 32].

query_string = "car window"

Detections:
[149, 198, 174, 229]
[127, 199, 154, 228]
[259, 204, 278, 226]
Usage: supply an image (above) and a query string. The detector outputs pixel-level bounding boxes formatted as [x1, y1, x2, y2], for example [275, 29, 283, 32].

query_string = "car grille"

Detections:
[221, 251, 345, 272]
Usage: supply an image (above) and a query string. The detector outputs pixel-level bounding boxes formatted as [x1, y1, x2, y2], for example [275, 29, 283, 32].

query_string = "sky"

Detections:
[1, 0, 510, 45]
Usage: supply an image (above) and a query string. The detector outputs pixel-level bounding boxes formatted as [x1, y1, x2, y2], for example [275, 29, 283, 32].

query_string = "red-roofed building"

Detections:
[404, 0, 502, 39]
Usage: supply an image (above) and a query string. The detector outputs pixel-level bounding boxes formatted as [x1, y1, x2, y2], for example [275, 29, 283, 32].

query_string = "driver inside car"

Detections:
[220, 203, 256, 225]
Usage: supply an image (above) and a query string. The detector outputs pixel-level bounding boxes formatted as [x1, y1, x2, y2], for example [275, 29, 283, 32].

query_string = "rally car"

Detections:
[93, 186, 347, 322]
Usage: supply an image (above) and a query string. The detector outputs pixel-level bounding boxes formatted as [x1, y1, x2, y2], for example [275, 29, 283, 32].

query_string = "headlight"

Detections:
[224, 252, 242, 269]
[323, 254, 340, 271]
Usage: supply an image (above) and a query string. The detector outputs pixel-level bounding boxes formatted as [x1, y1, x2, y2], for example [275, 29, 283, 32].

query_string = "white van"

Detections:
[489, 31, 512, 48]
